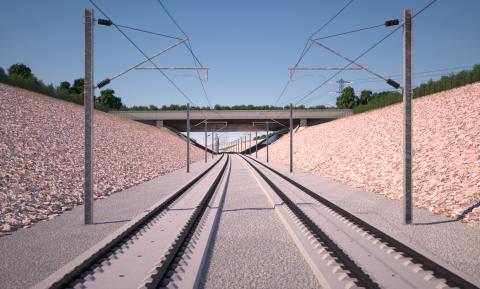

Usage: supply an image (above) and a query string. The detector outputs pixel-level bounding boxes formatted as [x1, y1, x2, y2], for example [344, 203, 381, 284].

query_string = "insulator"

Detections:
[386, 78, 400, 89]
[97, 19, 113, 26]
[384, 19, 400, 27]
[97, 78, 111, 88]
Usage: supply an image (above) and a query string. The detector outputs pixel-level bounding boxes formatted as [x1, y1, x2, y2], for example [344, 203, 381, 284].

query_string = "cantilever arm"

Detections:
[95, 38, 187, 88]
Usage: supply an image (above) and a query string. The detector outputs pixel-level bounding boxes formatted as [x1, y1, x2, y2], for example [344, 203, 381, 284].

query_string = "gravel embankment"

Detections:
[257, 83, 480, 227]
[0, 83, 203, 234]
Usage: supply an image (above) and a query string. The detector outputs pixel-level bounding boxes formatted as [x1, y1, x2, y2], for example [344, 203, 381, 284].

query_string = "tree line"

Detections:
[122, 104, 332, 111]
[0, 63, 123, 111]
[413, 66, 480, 97]
[3, 63, 479, 114]
[0, 64, 337, 111]
[335, 64, 480, 114]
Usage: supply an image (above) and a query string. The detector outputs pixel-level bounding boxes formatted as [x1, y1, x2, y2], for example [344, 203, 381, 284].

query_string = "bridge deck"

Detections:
[110, 109, 352, 132]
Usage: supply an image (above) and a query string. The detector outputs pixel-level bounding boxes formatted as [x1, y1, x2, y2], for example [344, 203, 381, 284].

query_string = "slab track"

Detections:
[34, 155, 230, 289]
[240, 155, 479, 289]
[33, 153, 479, 289]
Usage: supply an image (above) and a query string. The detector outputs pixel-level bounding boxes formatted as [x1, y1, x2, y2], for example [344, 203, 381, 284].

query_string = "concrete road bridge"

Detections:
[109, 109, 352, 132]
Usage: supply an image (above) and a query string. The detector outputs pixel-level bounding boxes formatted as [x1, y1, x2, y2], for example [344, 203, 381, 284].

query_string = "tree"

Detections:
[336, 86, 356, 109]
[473, 64, 480, 82]
[359, 90, 373, 105]
[0, 66, 7, 82]
[8, 63, 33, 79]
[59, 81, 71, 91]
[70, 78, 84, 95]
[97, 89, 123, 110]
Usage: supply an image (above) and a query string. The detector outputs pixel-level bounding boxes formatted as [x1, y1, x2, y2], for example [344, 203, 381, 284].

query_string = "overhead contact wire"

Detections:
[155, 0, 214, 110]
[274, 0, 355, 106]
[289, 0, 440, 105]
[88, 0, 198, 106]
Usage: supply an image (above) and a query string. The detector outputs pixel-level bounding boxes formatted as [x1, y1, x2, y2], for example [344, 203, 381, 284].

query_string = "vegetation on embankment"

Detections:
[0, 63, 334, 111]
[334, 64, 480, 114]
[2, 63, 480, 114]
[0, 63, 113, 111]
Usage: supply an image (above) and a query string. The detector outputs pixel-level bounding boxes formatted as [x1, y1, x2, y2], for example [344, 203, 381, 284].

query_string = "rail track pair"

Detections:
[33, 154, 478, 289]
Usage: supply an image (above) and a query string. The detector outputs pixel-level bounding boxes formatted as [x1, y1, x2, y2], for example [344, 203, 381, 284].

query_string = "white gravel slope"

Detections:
[0, 83, 203, 233]
[257, 83, 480, 228]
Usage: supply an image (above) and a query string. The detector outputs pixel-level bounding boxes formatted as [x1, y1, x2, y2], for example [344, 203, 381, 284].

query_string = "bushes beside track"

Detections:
[352, 64, 480, 114]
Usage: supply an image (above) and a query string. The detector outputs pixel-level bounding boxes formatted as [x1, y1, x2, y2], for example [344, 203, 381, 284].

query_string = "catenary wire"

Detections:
[186, 43, 212, 108]
[313, 23, 384, 40]
[287, 0, 440, 105]
[310, 0, 355, 38]
[115, 24, 183, 40]
[154, 0, 215, 111]
[88, 0, 197, 106]
[155, 0, 205, 69]
[289, 26, 401, 105]
[292, 0, 356, 73]
[294, 66, 468, 107]
[349, 65, 474, 83]
[272, 0, 355, 106]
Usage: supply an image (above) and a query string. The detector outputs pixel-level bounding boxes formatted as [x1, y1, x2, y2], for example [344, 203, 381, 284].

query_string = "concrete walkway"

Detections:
[250, 156, 480, 283]
[0, 157, 219, 289]
[200, 155, 319, 289]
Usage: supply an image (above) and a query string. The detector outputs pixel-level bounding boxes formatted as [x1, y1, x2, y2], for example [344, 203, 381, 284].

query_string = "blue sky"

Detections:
[1, 0, 479, 109]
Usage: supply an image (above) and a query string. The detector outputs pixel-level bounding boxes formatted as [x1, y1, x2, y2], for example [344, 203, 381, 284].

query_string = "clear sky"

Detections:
[1, 0, 479, 144]
[2, 0, 479, 108]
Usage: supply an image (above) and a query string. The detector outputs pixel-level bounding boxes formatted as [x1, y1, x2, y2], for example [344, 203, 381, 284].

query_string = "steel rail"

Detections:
[43, 154, 225, 289]
[145, 155, 230, 288]
[241, 155, 380, 289]
[244, 155, 479, 289]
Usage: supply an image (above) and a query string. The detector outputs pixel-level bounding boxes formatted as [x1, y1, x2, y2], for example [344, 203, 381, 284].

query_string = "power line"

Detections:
[312, 23, 384, 40]
[155, 0, 188, 38]
[312, 40, 399, 87]
[413, 0, 439, 18]
[312, 19, 400, 41]
[274, 81, 292, 106]
[115, 24, 183, 40]
[310, 0, 355, 38]
[88, 0, 197, 105]
[96, 39, 188, 88]
[294, 0, 356, 73]
[155, 0, 205, 68]
[356, 72, 471, 84]
[184, 42, 204, 68]
[289, 26, 402, 105]
[187, 42, 211, 108]
[272, 41, 313, 106]
[288, 0, 440, 105]
[297, 68, 467, 106]
[154, 0, 214, 109]
[301, 70, 456, 106]
[348, 65, 475, 83]
[273, 0, 355, 106]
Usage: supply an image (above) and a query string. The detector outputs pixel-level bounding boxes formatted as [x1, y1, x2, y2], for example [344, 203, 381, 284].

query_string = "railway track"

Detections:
[34, 154, 231, 289]
[240, 155, 479, 289]
[32, 153, 478, 289]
